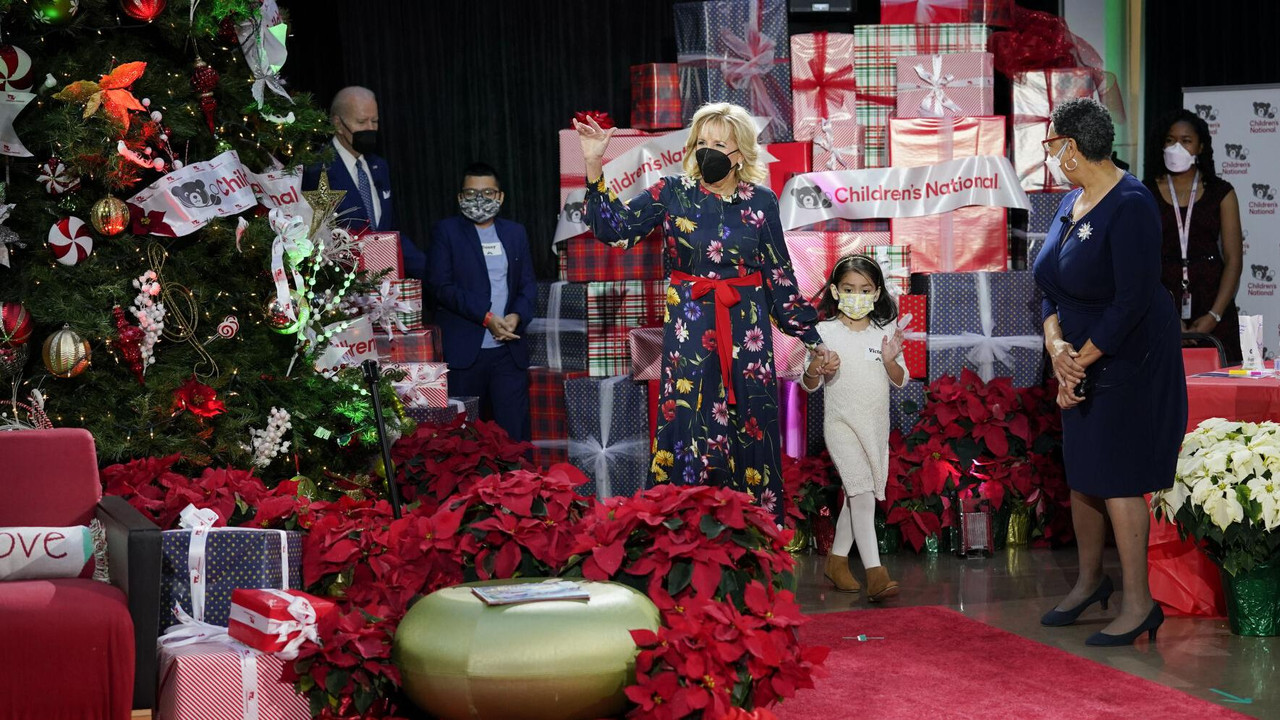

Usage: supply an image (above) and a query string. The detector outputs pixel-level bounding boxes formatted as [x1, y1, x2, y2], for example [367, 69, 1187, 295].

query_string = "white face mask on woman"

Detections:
[1163, 142, 1196, 174]
[1043, 142, 1071, 186]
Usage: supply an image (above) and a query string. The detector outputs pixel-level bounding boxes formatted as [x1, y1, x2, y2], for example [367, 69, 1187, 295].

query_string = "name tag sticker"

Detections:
[481, 242, 503, 257]
[865, 345, 883, 362]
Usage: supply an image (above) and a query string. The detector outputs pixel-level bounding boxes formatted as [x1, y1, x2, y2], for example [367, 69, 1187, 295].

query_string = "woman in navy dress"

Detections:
[573, 103, 832, 518]
[1032, 98, 1188, 646]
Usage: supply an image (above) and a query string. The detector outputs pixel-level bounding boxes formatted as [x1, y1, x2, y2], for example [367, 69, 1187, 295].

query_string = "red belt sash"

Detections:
[671, 271, 762, 405]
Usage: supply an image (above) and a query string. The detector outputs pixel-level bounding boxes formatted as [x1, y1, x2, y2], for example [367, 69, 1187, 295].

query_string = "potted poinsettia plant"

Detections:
[1152, 418, 1280, 636]
[780, 452, 842, 553]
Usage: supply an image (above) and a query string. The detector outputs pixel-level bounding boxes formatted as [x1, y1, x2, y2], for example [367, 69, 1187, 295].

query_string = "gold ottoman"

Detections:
[393, 579, 659, 720]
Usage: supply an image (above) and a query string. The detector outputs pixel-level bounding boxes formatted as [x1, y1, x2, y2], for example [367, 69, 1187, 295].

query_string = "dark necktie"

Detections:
[355, 160, 376, 227]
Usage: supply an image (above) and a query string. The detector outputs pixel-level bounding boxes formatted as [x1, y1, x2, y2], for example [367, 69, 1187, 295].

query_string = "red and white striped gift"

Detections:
[628, 326, 664, 381]
[895, 52, 994, 119]
[355, 230, 403, 277]
[811, 118, 863, 172]
[385, 362, 449, 408]
[157, 638, 308, 720]
[228, 589, 337, 659]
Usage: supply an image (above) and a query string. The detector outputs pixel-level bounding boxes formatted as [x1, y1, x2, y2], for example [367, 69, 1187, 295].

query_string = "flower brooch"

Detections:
[1076, 222, 1093, 242]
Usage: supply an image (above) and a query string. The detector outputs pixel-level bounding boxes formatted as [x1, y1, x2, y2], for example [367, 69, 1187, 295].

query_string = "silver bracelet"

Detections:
[1208, 309, 1222, 322]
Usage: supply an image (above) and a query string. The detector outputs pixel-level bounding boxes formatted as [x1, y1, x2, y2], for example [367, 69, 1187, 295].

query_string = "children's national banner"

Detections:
[1184, 83, 1280, 358]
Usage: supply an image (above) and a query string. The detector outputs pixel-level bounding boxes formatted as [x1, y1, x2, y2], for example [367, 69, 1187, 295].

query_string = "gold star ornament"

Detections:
[302, 168, 347, 236]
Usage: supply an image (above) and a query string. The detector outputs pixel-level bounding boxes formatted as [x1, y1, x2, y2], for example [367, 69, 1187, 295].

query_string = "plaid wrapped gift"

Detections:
[159, 527, 303, 633]
[897, 293, 928, 379]
[790, 32, 857, 142]
[795, 218, 891, 233]
[889, 379, 927, 436]
[895, 53, 994, 119]
[385, 362, 448, 408]
[228, 589, 337, 658]
[631, 64, 682, 130]
[914, 271, 1045, 387]
[888, 115, 1008, 273]
[675, 0, 793, 143]
[871, 244, 912, 298]
[355, 230, 403, 277]
[629, 326, 664, 380]
[558, 128, 668, 244]
[1013, 69, 1101, 192]
[565, 375, 652, 499]
[561, 234, 665, 283]
[529, 281, 588, 372]
[766, 141, 812, 202]
[530, 368, 588, 467]
[811, 118, 863, 173]
[784, 230, 891, 301]
[406, 397, 477, 425]
[391, 278, 424, 332]
[375, 325, 442, 363]
[157, 639, 310, 720]
[880, 0, 1014, 25]
[853, 23, 991, 167]
[586, 280, 666, 377]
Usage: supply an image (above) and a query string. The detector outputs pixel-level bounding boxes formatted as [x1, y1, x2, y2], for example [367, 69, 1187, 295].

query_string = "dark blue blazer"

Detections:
[429, 215, 537, 370]
[302, 150, 426, 281]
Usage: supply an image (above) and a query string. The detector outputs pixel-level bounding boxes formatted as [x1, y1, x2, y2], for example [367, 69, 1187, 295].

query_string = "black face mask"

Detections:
[695, 147, 737, 184]
[341, 118, 378, 155]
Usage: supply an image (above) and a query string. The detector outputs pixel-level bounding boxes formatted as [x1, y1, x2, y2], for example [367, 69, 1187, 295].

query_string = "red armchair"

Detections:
[0, 428, 161, 719]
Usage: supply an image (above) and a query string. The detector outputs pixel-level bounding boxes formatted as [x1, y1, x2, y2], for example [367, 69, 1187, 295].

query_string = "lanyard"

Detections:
[1165, 171, 1199, 288]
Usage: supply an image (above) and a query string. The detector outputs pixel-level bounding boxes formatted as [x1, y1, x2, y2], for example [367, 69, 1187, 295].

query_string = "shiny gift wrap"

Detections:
[895, 52, 994, 119]
[394, 579, 660, 720]
[529, 281, 588, 372]
[1013, 69, 1101, 192]
[565, 375, 651, 499]
[1222, 563, 1280, 637]
[789, 32, 857, 142]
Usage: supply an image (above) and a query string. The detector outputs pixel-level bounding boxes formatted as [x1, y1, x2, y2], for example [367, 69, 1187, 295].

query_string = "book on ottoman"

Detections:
[586, 280, 666, 377]
[529, 281, 588, 372]
[674, 0, 793, 143]
[912, 270, 1045, 387]
[565, 376, 651, 499]
[890, 379, 927, 436]
[895, 52, 994, 119]
[157, 638, 309, 720]
[631, 63, 682, 130]
[530, 367, 589, 467]
[1013, 69, 1102, 192]
[790, 32, 857, 142]
[785, 230, 892, 301]
[228, 588, 338, 659]
[159, 521, 303, 633]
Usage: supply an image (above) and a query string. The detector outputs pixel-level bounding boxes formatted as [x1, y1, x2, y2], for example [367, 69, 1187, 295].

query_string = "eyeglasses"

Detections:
[1041, 136, 1069, 152]
[460, 188, 501, 200]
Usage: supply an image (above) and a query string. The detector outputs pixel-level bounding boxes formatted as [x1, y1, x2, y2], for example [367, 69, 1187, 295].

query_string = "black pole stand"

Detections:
[362, 359, 403, 519]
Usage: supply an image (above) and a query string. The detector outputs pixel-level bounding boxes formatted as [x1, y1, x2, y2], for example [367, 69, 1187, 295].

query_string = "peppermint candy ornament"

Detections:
[47, 217, 93, 266]
[37, 158, 80, 194]
[0, 46, 33, 92]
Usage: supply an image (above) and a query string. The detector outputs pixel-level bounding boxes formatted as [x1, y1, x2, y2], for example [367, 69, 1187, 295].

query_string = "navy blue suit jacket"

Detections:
[429, 215, 537, 370]
[301, 149, 427, 281]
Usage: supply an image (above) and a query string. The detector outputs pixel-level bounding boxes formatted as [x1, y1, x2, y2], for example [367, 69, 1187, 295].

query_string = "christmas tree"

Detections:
[0, 0, 407, 481]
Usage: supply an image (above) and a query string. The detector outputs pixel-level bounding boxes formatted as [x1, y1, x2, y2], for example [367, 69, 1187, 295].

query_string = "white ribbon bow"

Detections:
[355, 277, 411, 341]
[526, 281, 587, 372]
[159, 606, 262, 720]
[926, 273, 1042, 382]
[814, 118, 861, 171]
[566, 376, 648, 499]
[872, 246, 910, 299]
[268, 209, 309, 322]
[910, 55, 966, 118]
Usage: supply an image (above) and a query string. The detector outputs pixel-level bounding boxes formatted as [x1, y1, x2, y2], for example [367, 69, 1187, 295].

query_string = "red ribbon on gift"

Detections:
[791, 32, 858, 122]
[672, 270, 761, 405]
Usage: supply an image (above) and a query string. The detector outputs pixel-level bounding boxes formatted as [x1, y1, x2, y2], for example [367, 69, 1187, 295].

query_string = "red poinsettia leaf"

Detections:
[100, 61, 147, 90]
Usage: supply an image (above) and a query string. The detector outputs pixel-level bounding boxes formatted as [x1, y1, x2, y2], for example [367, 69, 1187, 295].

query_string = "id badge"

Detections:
[1181, 292, 1193, 321]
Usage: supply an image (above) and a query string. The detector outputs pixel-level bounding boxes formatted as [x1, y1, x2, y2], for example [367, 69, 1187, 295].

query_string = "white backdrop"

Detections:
[1184, 84, 1280, 359]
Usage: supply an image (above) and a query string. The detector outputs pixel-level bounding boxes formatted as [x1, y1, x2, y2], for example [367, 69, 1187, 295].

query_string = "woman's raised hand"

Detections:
[572, 115, 615, 164]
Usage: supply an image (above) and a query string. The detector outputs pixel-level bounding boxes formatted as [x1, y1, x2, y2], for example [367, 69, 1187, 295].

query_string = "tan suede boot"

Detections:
[865, 565, 900, 602]
[824, 554, 861, 593]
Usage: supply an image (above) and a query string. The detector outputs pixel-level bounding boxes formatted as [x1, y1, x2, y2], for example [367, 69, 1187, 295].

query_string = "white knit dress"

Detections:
[806, 319, 909, 500]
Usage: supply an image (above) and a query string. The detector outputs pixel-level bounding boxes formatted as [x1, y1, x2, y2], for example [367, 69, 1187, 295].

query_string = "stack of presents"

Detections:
[533, 0, 1105, 486]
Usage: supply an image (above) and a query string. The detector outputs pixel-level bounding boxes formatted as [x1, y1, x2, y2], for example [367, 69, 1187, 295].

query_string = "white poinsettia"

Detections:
[1202, 485, 1245, 531]
[1246, 476, 1280, 531]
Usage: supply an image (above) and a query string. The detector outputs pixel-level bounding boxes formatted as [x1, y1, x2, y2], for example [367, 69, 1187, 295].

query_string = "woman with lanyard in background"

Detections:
[1144, 109, 1244, 364]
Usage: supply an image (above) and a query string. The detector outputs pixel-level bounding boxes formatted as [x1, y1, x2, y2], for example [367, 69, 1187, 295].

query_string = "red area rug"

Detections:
[774, 606, 1248, 720]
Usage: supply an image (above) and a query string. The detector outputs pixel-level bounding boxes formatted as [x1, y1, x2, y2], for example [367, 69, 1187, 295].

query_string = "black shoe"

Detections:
[1086, 603, 1164, 646]
[1040, 575, 1114, 627]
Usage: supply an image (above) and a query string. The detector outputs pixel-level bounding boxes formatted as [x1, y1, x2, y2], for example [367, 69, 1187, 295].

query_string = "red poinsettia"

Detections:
[128, 203, 176, 236]
[171, 375, 225, 418]
[101, 455, 266, 529]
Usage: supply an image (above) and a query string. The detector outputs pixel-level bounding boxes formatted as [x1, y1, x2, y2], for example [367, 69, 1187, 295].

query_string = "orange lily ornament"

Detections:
[53, 61, 147, 131]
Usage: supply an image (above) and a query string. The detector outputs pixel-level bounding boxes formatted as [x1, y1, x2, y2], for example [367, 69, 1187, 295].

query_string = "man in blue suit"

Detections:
[302, 86, 426, 280]
[429, 163, 536, 442]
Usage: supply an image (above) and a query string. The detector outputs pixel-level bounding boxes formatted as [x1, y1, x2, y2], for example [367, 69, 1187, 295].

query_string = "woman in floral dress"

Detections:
[574, 103, 831, 517]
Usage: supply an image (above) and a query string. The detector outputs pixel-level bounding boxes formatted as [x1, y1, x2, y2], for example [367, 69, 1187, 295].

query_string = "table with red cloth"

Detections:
[1149, 370, 1280, 617]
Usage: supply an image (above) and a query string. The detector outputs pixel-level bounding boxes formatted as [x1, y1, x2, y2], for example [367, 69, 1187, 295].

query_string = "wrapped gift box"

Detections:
[1024, 190, 1072, 269]
[880, 0, 1014, 25]
[406, 396, 479, 425]
[386, 362, 448, 408]
[784, 230, 892, 301]
[629, 326, 664, 381]
[895, 52, 994, 119]
[1013, 69, 1101, 192]
[586, 280, 666, 377]
[560, 234, 665, 283]
[871, 245, 912, 297]
[159, 529, 303, 632]
[674, 0, 793, 143]
[766, 141, 813, 201]
[790, 32, 857, 142]
[375, 325, 442, 364]
[912, 271, 1045, 387]
[889, 379, 927, 436]
[392, 278, 425, 332]
[811, 118, 863, 173]
[631, 63, 682, 130]
[529, 281, 588, 372]
[557, 127, 671, 248]
[852, 23, 991, 167]
[157, 640, 309, 720]
[887, 115, 1008, 273]
[897, 293, 928, 379]
[796, 218, 891, 233]
[355, 230, 403, 277]
[530, 368, 588, 467]
[228, 589, 338, 657]
[805, 384, 826, 456]
[565, 376, 652, 499]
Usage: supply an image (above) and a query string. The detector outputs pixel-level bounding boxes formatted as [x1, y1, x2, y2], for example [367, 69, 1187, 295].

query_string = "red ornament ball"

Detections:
[0, 301, 33, 348]
[217, 17, 240, 46]
[191, 57, 220, 94]
[120, 0, 165, 22]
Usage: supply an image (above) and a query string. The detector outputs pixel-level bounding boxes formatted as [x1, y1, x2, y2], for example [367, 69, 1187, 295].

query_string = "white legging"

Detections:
[832, 491, 881, 570]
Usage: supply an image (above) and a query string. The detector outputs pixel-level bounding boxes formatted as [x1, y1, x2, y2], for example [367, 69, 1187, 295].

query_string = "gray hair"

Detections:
[330, 86, 375, 119]
[1050, 97, 1114, 162]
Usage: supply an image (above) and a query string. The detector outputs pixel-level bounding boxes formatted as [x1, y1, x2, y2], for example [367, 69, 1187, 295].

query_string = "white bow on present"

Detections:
[908, 55, 966, 118]
[814, 118, 861, 171]
[926, 273, 1042, 382]
[347, 277, 411, 340]
[227, 588, 320, 661]
[566, 376, 648, 499]
[391, 363, 449, 408]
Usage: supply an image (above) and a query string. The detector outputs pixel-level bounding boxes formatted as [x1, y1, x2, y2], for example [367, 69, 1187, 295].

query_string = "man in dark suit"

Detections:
[429, 163, 536, 442]
[302, 86, 426, 280]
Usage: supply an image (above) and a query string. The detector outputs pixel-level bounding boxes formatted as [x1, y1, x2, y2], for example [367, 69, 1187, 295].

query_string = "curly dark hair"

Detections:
[814, 254, 897, 328]
[1143, 108, 1218, 183]
[1050, 97, 1115, 162]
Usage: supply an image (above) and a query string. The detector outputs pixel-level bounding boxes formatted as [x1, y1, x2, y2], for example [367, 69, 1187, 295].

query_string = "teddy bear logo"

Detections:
[170, 180, 223, 210]
[1253, 102, 1276, 119]
[1251, 264, 1275, 282]
[561, 201, 585, 224]
[790, 185, 833, 209]
[1194, 104, 1218, 122]
[1252, 184, 1276, 201]
[1224, 143, 1249, 160]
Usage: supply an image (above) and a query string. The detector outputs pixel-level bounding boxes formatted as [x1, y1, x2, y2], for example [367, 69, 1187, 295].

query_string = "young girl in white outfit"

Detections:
[802, 254, 908, 601]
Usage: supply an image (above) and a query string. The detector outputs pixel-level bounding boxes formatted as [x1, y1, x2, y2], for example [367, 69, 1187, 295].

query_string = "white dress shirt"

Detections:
[332, 137, 382, 226]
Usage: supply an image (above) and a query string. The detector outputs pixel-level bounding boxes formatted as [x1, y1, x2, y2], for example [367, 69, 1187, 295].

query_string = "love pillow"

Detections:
[0, 521, 108, 582]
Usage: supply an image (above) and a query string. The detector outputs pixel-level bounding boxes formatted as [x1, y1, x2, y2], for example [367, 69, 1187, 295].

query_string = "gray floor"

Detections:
[795, 547, 1278, 718]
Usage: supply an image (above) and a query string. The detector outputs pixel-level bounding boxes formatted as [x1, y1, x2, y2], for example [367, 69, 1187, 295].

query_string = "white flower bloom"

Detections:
[1203, 487, 1245, 531]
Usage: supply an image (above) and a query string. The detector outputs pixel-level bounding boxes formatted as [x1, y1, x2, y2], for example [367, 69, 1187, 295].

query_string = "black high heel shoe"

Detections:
[1086, 603, 1164, 646]
[1040, 575, 1114, 627]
